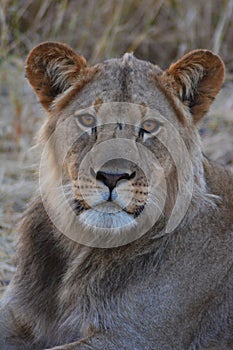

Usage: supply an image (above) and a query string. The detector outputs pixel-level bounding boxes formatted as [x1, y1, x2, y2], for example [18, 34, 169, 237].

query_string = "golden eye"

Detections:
[77, 114, 96, 128]
[141, 119, 160, 133]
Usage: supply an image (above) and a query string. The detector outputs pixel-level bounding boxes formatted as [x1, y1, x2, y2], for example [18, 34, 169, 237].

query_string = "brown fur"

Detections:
[160, 49, 225, 123]
[0, 43, 233, 350]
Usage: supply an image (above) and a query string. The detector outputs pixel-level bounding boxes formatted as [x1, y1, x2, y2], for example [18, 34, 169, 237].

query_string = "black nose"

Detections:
[92, 169, 136, 191]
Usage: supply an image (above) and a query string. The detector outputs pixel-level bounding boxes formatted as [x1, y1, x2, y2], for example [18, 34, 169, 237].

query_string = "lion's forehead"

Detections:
[55, 57, 181, 126]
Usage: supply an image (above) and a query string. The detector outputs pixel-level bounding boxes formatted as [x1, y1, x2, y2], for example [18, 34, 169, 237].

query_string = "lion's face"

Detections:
[25, 43, 224, 246]
[62, 102, 171, 232]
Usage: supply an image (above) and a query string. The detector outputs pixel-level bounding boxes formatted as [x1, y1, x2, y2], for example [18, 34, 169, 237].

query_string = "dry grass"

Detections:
[0, 0, 233, 296]
[1, 0, 233, 70]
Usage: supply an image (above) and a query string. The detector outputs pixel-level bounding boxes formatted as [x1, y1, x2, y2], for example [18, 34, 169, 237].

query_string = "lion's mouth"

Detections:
[93, 202, 123, 213]
[72, 198, 144, 222]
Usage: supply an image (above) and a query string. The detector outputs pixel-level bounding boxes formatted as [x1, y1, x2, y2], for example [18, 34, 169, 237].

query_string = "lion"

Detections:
[0, 42, 233, 350]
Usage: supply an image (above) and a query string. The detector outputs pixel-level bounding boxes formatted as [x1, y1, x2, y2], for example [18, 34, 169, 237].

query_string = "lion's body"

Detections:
[0, 43, 233, 350]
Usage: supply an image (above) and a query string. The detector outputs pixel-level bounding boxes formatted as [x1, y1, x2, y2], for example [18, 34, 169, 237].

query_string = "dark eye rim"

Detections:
[76, 113, 96, 128]
[140, 119, 161, 134]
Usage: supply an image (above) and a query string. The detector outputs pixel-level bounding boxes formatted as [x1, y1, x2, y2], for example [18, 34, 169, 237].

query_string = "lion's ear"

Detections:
[25, 42, 87, 110]
[161, 50, 225, 123]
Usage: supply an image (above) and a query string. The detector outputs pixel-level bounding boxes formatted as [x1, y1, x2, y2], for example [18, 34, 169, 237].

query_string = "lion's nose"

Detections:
[91, 168, 136, 191]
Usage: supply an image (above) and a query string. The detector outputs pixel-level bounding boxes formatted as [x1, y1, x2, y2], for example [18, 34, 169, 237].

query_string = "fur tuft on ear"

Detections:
[160, 50, 225, 123]
[25, 42, 87, 110]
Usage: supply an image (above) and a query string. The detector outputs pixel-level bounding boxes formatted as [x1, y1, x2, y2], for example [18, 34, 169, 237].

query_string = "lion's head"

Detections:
[25, 42, 224, 247]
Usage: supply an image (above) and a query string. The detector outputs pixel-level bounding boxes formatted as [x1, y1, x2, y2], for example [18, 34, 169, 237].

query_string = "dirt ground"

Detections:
[0, 64, 232, 297]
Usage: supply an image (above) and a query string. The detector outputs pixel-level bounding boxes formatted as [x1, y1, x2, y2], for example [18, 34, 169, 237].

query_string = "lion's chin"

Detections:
[78, 202, 136, 230]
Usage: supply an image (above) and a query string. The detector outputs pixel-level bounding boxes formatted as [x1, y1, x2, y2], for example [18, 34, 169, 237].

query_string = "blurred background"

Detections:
[1, 0, 233, 69]
[0, 0, 233, 295]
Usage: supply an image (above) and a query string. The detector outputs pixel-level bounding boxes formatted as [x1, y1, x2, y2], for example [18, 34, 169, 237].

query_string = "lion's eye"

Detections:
[77, 114, 96, 128]
[141, 119, 160, 134]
